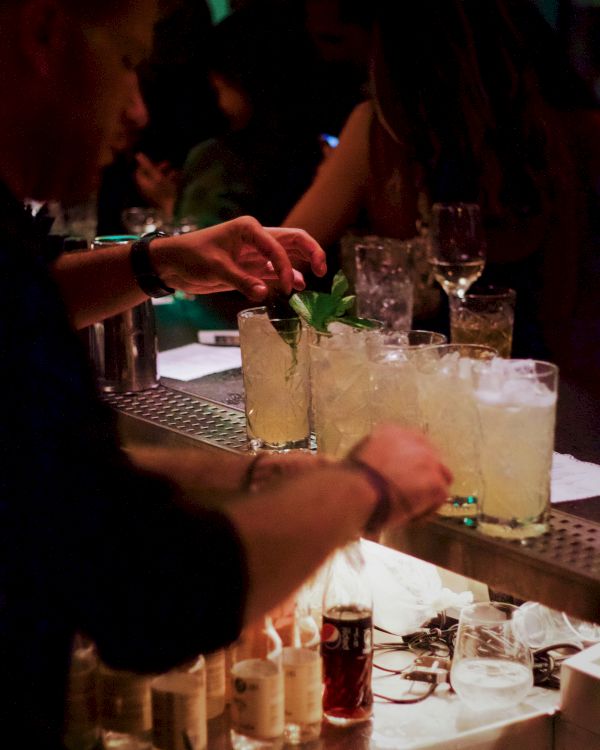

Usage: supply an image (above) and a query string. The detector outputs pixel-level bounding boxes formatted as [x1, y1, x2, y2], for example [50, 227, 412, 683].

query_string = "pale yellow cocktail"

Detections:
[238, 307, 310, 450]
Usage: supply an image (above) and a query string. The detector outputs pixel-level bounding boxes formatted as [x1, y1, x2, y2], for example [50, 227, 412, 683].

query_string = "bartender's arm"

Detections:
[51, 216, 327, 329]
[226, 424, 452, 625]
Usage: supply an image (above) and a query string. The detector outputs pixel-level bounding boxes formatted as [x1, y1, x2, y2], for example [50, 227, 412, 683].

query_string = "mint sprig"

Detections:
[289, 270, 379, 334]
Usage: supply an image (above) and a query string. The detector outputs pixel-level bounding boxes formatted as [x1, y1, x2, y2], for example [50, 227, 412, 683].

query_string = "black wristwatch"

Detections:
[130, 231, 175, 298]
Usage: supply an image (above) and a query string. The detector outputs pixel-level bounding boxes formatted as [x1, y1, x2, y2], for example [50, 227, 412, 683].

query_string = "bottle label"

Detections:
[151, 672, 207, 750]
[205, 650, 226, 699]
[231, 658, 284, 739]
[322, 612, 372, 655]
[282, 647, 322, 725]
[98, 666, 152, 734]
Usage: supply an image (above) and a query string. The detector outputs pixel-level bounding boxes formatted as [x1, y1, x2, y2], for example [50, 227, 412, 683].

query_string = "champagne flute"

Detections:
[428, 203, 486, 301]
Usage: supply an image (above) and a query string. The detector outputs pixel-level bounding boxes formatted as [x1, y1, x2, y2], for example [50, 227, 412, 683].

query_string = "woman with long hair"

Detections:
[285, 0, 600, 375]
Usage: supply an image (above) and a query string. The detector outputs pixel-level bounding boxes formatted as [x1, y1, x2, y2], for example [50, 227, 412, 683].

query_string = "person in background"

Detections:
[136, 3, 323, 229]
[0, 1, 452, 746]
[284, 0, 600, 379]
[135, 1, 326, 325]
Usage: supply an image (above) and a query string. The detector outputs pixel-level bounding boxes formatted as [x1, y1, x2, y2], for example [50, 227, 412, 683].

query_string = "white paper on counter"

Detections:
[157, 343, 241, 381]
[551, 452, 600, 503]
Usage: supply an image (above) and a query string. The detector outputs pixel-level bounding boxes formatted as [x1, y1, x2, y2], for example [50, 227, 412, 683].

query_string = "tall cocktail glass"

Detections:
[353, 236, 414, 331]
[238, 307, 310, 451]
[416, 344, 497, 518]
[368, 330, 446, 432]
[309, 323, 382, 458]
[474, 359, 558, 538]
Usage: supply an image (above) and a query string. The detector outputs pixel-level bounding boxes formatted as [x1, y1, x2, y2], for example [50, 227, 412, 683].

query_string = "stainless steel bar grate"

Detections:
[103, 384, 249, 453]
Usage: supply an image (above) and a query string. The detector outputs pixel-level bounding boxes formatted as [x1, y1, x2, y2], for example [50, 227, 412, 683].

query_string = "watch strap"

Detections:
[130, 231, 175, 298]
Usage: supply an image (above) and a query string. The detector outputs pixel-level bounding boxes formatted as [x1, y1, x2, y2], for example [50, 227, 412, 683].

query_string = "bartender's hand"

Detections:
[150, 217, 327, 301]
[350, 424, 452, 524]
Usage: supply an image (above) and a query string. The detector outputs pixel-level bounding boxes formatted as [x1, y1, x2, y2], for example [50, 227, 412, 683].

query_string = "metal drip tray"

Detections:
[103, 384, 249, 454]
[384, 510, 600, 621]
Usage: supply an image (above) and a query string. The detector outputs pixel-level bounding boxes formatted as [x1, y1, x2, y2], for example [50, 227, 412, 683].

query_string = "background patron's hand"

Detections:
[350, 424, 452, 524]
[134, 152, 178, 217]
[150, 216, 326, 300]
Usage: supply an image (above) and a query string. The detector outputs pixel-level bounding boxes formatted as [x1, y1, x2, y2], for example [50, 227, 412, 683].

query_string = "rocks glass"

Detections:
[450, 286, 516, 357]
[238, 307, 310, 451]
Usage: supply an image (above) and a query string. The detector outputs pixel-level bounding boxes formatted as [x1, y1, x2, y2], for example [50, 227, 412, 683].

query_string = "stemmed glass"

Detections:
[428, 203, 486, 302]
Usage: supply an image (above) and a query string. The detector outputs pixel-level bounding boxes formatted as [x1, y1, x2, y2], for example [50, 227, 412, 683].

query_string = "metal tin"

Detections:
[86, 236, 159, 393]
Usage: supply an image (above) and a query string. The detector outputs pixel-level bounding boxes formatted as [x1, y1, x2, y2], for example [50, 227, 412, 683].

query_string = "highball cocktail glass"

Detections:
[309, 323, 382, 458]
[368, 330, 446, 432]
[474, 359, 558, 538]
[238, 307, 310, 451]
[417, 344, 497, 518]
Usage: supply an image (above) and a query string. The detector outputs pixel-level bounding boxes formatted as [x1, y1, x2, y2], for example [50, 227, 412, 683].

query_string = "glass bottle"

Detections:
[151, 655, 207, 750]
[204, 649, 226, 720]
[321, 540, 374, 726]
[282, 591, 323, 745]
[230, 616, 285, 750]
[98, 663, 153, 750]
[62, 634, 100, 750]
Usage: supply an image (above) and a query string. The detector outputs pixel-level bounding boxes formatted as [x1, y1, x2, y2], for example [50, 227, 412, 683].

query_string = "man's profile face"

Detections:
[51, 1, 157, 202]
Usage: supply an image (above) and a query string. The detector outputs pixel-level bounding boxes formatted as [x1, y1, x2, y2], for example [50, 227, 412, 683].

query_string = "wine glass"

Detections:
[450, 602, 533, 711]
[428, 202, 486, 301]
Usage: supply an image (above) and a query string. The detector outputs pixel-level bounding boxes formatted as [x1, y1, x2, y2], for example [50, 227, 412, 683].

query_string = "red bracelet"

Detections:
[345, 455, 394, 533]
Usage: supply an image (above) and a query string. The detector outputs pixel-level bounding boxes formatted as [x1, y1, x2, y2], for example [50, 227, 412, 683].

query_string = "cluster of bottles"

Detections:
[230, 539, 373, 749]
[62, 540, 373, 750]
[63, 640, 227, 750]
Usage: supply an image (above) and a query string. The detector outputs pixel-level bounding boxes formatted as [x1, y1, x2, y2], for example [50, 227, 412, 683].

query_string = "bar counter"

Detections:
[101, 356, 600, 748]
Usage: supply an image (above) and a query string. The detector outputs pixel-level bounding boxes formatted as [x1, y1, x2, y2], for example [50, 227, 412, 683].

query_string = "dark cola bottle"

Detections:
[321, 540, 373, 726]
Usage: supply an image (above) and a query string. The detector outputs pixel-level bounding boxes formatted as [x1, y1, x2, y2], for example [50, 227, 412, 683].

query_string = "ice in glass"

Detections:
[368, 331, 446, 433]
[474, 359, 558, 538]
[309, 324, 381, 458]
[238, 307, 310, 451]
[416, 344, 496, 517]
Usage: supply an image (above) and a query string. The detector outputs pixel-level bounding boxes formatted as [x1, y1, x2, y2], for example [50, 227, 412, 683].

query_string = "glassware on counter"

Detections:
[416, 343, 497, 518]
[450, 286, 516, 357]
[474, 359, 558, 538]
[309, 322, 382, 458]
[238, 307, 310, 451]
[451, 602, 533, 712]
[428, 203, 486, 301]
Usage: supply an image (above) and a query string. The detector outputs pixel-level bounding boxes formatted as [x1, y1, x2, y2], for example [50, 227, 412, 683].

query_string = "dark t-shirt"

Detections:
[0, 185, 247, 746]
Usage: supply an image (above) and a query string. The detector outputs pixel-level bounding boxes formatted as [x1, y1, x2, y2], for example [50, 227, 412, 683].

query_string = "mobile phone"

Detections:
[319, 133, 340, 149]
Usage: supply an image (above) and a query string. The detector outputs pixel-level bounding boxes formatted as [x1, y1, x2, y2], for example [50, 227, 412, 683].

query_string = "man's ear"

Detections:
[17, 0, 70, 78]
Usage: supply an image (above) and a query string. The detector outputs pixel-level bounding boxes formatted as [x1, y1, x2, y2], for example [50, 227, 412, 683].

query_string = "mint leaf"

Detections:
[331, 270, 349, 300]
[290, 271, 377, 333]
[335, 294, 356, 317]
[337, 316, 380, 329]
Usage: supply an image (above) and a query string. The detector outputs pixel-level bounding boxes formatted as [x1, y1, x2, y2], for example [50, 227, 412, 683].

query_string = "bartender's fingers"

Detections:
[267, 227, 327, 277]
[235, 217, 294, 295]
